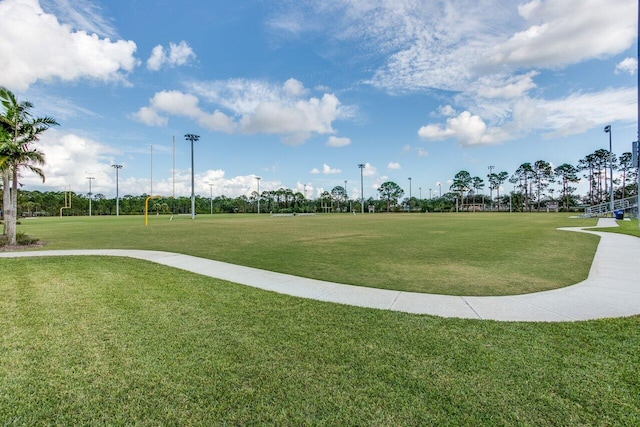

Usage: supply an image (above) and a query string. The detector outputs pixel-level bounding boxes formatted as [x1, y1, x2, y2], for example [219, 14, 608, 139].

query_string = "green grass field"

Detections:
[2, 213, 639, 425]
[17, 213, 599, 295]
[1, 256, 639, 425]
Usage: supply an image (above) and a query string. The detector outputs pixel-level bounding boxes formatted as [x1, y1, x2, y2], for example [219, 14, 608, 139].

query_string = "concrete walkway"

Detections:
[1, 219, 639, 322]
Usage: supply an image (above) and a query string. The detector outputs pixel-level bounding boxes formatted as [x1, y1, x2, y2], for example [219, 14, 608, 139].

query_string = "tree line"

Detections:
[2, 87, 639, 229]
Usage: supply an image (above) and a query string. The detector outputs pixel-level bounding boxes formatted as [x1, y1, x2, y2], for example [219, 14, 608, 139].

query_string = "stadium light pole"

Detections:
[604, 125, 614, 215]
[408, 177, 412, 200]
[256, 177, 261, 214]
[358, 163, 365, 214]
[209, 183, 214, 215]
[185, 134, 200, 220]
[111, 164, 122, 217]
[86, 176, 95, 217]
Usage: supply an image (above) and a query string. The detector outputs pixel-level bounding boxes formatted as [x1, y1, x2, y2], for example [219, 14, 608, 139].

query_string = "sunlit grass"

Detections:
[18, 213, 599, 295]
[1, 257, 638, 425]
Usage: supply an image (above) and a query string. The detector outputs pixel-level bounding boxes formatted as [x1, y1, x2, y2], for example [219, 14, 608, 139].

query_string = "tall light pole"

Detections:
[209, 183, 214, 215]
[438, 182, 442, 197]
[86, 176, 95, 217]
[185, 134, 200, 220]
[604, 125, 614, 214]
[256, 177, 261, 214]
[358, 164, 365, 214]
[408, 177, 412, 200]
[344, 180, 348, 212]
[150, 144, 153, 195]
[488, 165, 495, 211]
[111, 165, 122, 217]
[419, 187, 422, 200]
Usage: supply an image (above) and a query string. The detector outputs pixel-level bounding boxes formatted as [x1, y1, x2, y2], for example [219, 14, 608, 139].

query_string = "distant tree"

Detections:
[554, 163, 579, 211]
[510, 163, 534, 211]
[471, 176, 484, 208]
[532, 160, 553, 209]
[618, 152, 634, 200]
[331, 185, 346, 211]
[377, 181, 404, 212]
[450, 171, 472, 208]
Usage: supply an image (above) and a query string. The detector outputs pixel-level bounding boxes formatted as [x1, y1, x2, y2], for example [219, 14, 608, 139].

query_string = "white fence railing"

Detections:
[584, 196, 638, 217]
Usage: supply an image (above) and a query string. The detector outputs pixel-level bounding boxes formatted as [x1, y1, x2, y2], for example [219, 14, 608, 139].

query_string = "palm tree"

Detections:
[0, 87, 58, 245]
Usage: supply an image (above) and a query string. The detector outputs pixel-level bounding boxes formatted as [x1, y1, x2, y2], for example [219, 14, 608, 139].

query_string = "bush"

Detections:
[0, 232, 40, 247]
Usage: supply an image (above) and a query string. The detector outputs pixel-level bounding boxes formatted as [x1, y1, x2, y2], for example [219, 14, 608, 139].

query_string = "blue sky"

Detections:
[1, 0, 638, 200]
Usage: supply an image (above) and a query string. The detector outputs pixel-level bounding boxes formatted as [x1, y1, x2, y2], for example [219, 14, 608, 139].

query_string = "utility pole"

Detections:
[358, 164, 365, 214]
[185, 134, 200, 220]
[604, 126, 614, 215]
[86, 176, 95, 216]
[256, 177, 261, 214]
[111, 165, 122, 217]
[488, 165, 495, 211]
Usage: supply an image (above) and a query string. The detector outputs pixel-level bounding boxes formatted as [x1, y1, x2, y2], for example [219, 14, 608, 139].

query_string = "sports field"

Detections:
[16, 213, 599, 295]
[2, 213, 639, 425]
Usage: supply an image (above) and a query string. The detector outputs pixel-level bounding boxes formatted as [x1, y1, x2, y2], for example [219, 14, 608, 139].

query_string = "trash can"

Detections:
[614, 210, 624, 220]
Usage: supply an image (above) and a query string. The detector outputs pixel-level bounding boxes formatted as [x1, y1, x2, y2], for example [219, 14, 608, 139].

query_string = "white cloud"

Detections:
[146, 41, 195, 71]
[135, 79, 348, 145]
[473, 72, 538, 99]
[132, 90, 236, 133]
[387, 162, 401, 170]
[322, 163, 342, 174]
[24, 131, 120, 192]
[0, 0, 138, 91]
[310, 168, 320, 174]
[42, 0, 118, 38]
[418, 111, 508, 147]
[362, 162, 376, 177]
[437, 105, 457, 117]
[419, 86, 636, 146]
[487, 0, 636, 69]
[283, 78, 307, 96]
[616, 57, 638, 75]
[326, 136, 351, 147]
[24, 130, 287, 199]
[538, 87, 637, 137]
[130, 106, 168, 127]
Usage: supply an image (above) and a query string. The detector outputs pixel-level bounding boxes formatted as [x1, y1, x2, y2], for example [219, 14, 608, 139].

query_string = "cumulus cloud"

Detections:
[362, 162, 376, 177]
[326, 136, 351, 147]
[418, 111, 508, 147]
[387, 162, 401, 170]
[131, 90, 235, 132]
[420, 86, 636, 146]
[134, 78, 348, 145]
[147, 41, 196, 71]
[487, 0, 636, 69]
[616, 57, 638, 75]
[0, 0, 138, 90]
[24, 130, 120, 191]
[322, 163, 342, 174]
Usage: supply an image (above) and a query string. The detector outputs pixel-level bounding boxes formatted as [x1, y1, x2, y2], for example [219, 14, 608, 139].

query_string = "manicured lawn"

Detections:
[593, 218, 640, 237]
[17, 213, 599, 295]
[1, 257, 638, 425]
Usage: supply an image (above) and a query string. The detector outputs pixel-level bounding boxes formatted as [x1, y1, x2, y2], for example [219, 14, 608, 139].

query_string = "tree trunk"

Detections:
[2, 169, 16, 245]
[9, 168, 18, 245]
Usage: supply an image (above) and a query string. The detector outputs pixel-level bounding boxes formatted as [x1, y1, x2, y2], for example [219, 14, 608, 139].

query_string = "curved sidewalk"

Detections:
[1, 219, 639, 322]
